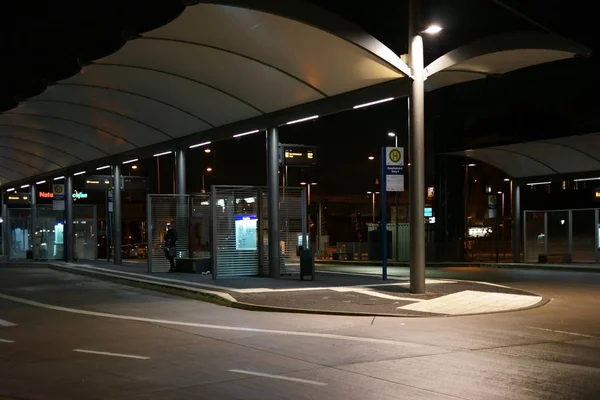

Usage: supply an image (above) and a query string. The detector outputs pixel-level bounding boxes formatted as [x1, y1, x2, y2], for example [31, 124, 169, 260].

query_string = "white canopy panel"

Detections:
[0, 1, 591, 185]
[451, 132, 600, 178]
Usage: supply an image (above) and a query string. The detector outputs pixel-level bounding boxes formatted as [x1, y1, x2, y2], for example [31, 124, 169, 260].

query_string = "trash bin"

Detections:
[300, 249, 315, 281]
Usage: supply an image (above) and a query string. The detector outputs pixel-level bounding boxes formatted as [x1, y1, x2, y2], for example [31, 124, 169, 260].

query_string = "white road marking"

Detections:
[398, 290, 543, 315]
[0, 338, 14, 343]
[330, 287, 425, 302]
[73, 349, 150, 360]
[526, 326, 597, 338]
[0, 292, 422, 348]
[229, 369, 327, 386]
[0, 318, 16, 327]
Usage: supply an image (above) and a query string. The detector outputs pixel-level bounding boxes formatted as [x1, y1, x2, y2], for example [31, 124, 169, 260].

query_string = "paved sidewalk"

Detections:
[32, 261, 548, 317]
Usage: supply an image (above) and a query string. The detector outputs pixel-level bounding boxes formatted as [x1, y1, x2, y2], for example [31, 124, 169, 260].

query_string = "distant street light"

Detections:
[204, 148, 211, 153]
[368, 156, 375, 160]
[131, 165, 138, 170]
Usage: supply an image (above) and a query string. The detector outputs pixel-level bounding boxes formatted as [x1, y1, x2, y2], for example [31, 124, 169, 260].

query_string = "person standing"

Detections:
[164, 222, 178, 272]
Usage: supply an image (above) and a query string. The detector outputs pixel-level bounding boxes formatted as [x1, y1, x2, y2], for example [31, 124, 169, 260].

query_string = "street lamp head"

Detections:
[204, 148, 211, 153]
[368, 156, 375, 160]
[498, 191, 502, 194]
[423, 25, 442, 34]
[300, 182, 307, 186]
[310, 182, 317, 186]
[504, 178, 510, 182]
[387, 132, 396, 137]
[206, 167, 213, 172]
[467, 163, 476, 167]
[367, 191, 373, 194]
[131, 165, 138, 170]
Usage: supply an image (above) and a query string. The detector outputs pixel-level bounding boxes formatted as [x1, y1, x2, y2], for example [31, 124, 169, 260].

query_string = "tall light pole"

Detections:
[367, 191, 379, 223]
[464, 163, 476, 241]
[300, 182, 317, 205]
[202, 167, 212, 193]
[388, 132, 398, 147]
[408, 0, 440, 294]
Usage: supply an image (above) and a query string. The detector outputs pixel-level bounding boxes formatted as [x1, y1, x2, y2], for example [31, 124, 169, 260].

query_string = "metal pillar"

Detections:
[568, 209, 573, 257]
[175, 149, 186, 195]
[512, 183, 521, 263]
[267, 127, 280, 278]
[543, 211, 548, 255]
[408, 0, 426, 293]
[595, 209, 599, 263]
[65, 176, 74, 262]
[381, 147, 388, 280]
[30, 185, 36, 259]
[113, 164, 122, 265]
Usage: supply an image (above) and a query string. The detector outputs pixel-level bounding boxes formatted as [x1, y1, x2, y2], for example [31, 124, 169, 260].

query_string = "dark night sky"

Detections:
[3, 1, 600, 194]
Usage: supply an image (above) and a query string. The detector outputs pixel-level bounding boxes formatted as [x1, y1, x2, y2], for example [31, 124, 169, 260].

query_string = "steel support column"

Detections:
[65, 175, 74, 262]
[175, 149, 186, 195]
[113, 164, 122, 265]
[512, 183, 521, 263]
[30, 185, 36, 259]
[267, 127, 280, 278]
[408, 0, 426, 293]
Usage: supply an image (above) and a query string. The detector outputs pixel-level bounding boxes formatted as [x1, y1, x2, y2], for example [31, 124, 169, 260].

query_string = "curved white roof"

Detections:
[0, 1, 590, 185]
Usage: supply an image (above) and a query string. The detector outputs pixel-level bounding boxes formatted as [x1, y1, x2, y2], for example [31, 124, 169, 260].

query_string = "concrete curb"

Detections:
[47, 263, 549, 318]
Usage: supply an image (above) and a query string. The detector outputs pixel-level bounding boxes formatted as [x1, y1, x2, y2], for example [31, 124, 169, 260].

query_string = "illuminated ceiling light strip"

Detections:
[286, 115, 319, 125]
[353, 97, 395, 109]
[189, 141, 211, 149]
[96, 165, 110, 171]
[73, 171, 86, 176]
[6, 188, 15, 192]
[123, 159, 138, 164]
[526, 181, 551, 186]
[573, 177, 600, 182]
[36, 180, 46, 185]
[153, 151, 172, 157]
[20, 184, 30, 189]
[54, 176, 65, 181]
[233, 130, 259, 138]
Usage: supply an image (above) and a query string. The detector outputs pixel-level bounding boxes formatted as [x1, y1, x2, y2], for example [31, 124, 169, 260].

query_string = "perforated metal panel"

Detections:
[147, 194, 192, 273]
[212, 186, 260, 278]
[261, 187, 307, 276]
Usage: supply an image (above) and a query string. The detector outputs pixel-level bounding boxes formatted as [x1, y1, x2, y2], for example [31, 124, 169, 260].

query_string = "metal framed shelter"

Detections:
[450, 132, 600, 264]
[0, 0, 590, 271]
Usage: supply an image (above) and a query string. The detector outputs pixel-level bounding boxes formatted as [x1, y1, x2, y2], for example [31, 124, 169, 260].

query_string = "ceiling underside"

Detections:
[450, 132, 600, 179]
[0, 1, 590, 185]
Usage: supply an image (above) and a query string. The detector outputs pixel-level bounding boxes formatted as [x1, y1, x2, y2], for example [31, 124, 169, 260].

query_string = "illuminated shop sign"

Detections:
[38, 191, 88, 200]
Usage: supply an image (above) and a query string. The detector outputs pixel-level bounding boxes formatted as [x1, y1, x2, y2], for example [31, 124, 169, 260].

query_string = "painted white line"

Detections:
[330, 287, 425, 302]
[0, 318, 16, 327]
[229, 369, 327, 386]
[0, 292, 422, 348]
[526, 326, 597, 339]
[0, 338, 14, 343]
[73, 349, 150, 360]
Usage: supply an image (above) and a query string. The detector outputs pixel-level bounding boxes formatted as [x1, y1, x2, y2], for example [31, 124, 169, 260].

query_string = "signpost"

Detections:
[380, 146, 405, 280]
[52, 184, 65, 211]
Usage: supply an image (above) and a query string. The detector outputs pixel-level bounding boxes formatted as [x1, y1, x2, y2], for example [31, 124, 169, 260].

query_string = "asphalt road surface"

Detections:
[1, 266, 599, 399]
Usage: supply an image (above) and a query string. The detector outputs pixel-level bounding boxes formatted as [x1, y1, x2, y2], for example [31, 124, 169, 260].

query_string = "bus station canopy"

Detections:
[450, 132, 600, 180]
[0, 0, 590, 185]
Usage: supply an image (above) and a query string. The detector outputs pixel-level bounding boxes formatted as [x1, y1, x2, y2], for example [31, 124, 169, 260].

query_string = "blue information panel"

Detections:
[235, 215, 257, 251]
